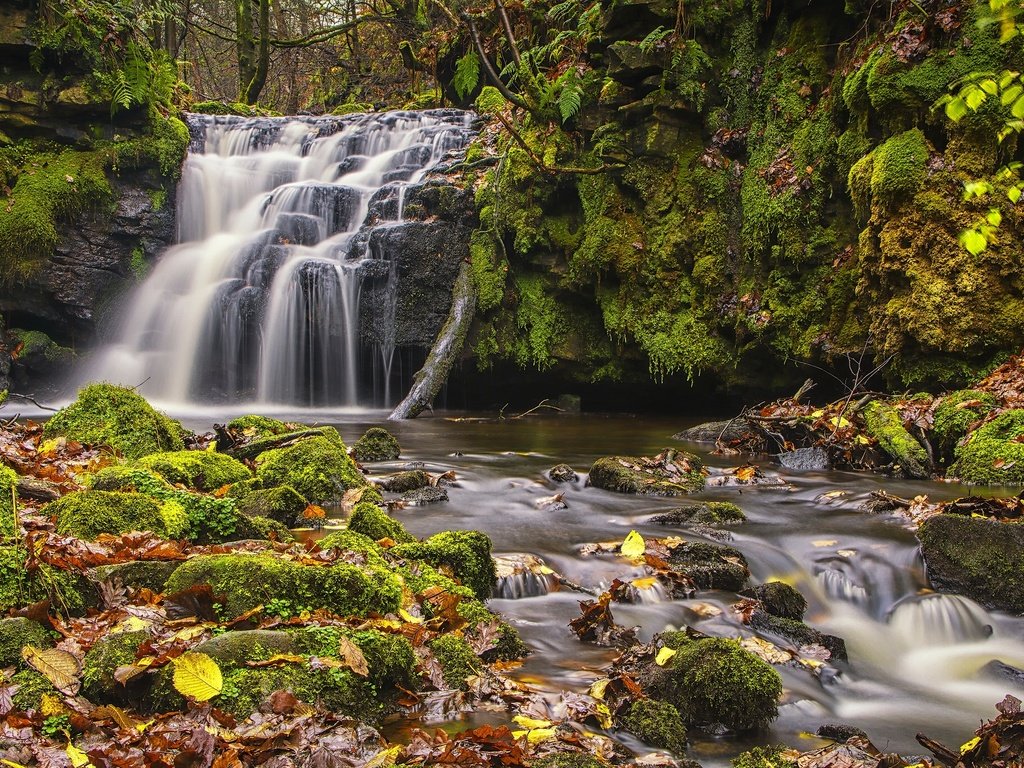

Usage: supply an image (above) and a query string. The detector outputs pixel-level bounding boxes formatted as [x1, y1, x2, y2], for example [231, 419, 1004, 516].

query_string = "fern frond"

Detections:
[558, 69, 583, 123]
[452, 51, 480, 99]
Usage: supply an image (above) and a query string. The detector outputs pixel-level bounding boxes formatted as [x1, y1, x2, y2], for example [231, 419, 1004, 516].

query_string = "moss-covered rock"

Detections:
[8, 329, 74, 375]
[918, 514, 1024, 614]
[532, 757, 606, 768]
[352, 427, 401, 462]
[949, 409, 1024, 485]
[665, 540, 749, 591]
[648, 501, 745, 526]
[255, 433, 375, 504]
[10, 668, 55, 711]
[749, 609, 847, 661]
[348, 502, 414, 543]
[428, 633, 479, 689]
[82, 629, 148, 703]
[235, 485, 307, 526]
[88, 560, 182, 593]
[0, 544, 84, 614]
[0, 617, 52, 666]
[588, 452, 705, 496]
[0, 464, 19, 538]
[317, 529, 389, 566]
[164, 552, 402, 619]
[376, 470, 430, 493]
[48, 490, 166, 540]
[651, 636, 782, 731]
[226, 415, 290, 436]
[393, 530, 497, 601]
[732, 746, 798, 768]
[861, 400, 931, 479]
[748, 581, 807, 620]
[43, 384, 186, 459]
[138, 450, 251, 492]
[931, 389, 998, 461]
[621, 697, 688, 754]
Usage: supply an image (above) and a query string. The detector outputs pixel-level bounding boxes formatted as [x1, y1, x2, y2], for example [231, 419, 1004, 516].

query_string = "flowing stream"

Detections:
[172, 410, 1024, 765]
[83, 111, 474, 408]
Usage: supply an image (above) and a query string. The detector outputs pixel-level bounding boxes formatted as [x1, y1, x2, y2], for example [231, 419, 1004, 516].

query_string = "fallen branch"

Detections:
[7, 393, 58, 412]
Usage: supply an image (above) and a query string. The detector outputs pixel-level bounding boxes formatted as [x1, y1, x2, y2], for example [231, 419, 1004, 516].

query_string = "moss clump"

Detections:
[749, 610, 847, 661]
[861, 400, 932, 479]
[0, 545, 83, 614]
[0, 464, 19, 538]
[227, 415, 290, 436]
[44, 384, 186, 459]
[949, 409, 1024, 485]
[393, 530, 497, 601]
[588, 453, 705, 496]
[138, 450, 251, 491]
[665, 541, 749, 591]
[10, 668, 55, 711]
[347, 502, 414, 543]
[255, 434, 373, 504]
[8, 329, 74, 369]
[749, 581, 807, 621]
[428, 634, 479, 689]
[89, 465, 171, 493]
[376, 470, 430, 493]
[649, 501, 745, 526]
[931, 390, 998, 460]
[89, 560, 181, 592]
[291, 627, 416, 690]
[317, 529, 388, 567]
[82, 629, 148, 702]
[661, 638, 782, 731]
[732, 746, 798, 768]
[532, 757, 605, 768]
[622, 697, 687, 754]
[49, 490, 166, 540]
[352, 427, 401, 462]
[235, 485, 307, 526]
[164, 553, 402, 619]
[0, 617, 52, 666]
[868, 129, 929, 207]
[918, 514, 1024, 613]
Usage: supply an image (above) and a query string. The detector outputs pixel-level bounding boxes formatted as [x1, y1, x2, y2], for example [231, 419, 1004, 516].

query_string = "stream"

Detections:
[162, 408, 1024, 765]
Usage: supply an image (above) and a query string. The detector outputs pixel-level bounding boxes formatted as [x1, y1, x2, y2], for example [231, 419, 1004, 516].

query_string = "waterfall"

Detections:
[84, 110, 474, 408]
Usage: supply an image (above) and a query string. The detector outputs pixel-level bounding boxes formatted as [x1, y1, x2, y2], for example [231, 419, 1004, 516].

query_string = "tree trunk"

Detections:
[243, 0, 270, 104]
[236, 0, 255, 99]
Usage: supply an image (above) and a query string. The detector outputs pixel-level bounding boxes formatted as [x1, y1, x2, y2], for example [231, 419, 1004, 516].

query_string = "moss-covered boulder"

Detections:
[650, 636, 782, 731]
[10, 668, 55, 711]
[352, 427, 401, 462]
[648, 501, 745, 526]
[89, 465, 173, 493]
[393, 530, 497, 601]
[376, 470, 430, 493]
[748, 581, 807, 620]
[749, 609, 847, 661]
[88, 560, 182, 593]
[317, 529, 389, 566]
[82, 629, 149, 703]
[164, 552, 402, 619]
[0, 617, 52, 666]
[0, 544, 84, 614]
[949, 409, 1024, 485]
[931, 390, 998, 461]
[138, 450, 251, 492]
[861, 400, 931, 479]
[348, 502, 415, 543]
[43, 383, 186, 459]
[8, 329, 74, 377]
[621, 697, 688, 755]
[235, 485, 307, 525]
[588, 452, 705, 495]
[665, 540, 749, 591]
[0, 464, 19, 537]
[732, 746, 798, 768]
[48, 490, 166, 540]
[255, 433, 375, 504]
[227, 415, 290, 436]
[428, 634, 479, 689]
[918, 513, 1024, 614]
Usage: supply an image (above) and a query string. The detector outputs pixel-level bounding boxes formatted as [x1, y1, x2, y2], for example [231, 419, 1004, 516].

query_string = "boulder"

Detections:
[648, 501, 745, 526]
[352, 427, 401, 462]
[139, 450, 251, 492]
[548, 463, 579, 483]
[0, 617, 51, 666]
[48, 490, 166, 540]
[949, 409, 1024, 485]
[375, 470, 430, 492]
[588, 450, 704, 496]
[860, 400, 931, 479]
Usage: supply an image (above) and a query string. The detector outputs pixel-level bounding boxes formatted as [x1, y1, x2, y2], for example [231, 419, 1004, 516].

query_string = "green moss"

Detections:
[393, 530, 497, 601]
[650, 501, 745, 525]
[82, 629, 147, 701]
[48, 490, 166, 540]
[348, 502, 414, 543]
[130, 246, 147, 278]
[376, 470, 430, 493]
[0, 617, 52, 666]
[621, 698, 687, 755]
[732, 746, 798, 768]
[0, 464, 18, 538]
[291, 627, 416, 690]
[352, 427, 400, 462]
[44, 383, 186, 459]
[8, 329, 74, 367]
[428, 634, 479, 689]
[0, 149, 113, 280]
[869, 129, 929, 207]
[138, 450, 251, 491]
[588, 453, 705, 496]
[532, 757, 605, 768]
[931, 390, 998, 460]
[255, 434, 373, 504]
[750, 581, 807, 620]
[164, 553, 402, 619]
[236, 485, 307, 525]
[662, 638, 782, 731]
[470, 229, 507, 313]
[10, 668, 55, 711]
[950, 409, 1024, 485]
[317, 529, 388, 566]
[861, 400, 932, 478]
[0, 544, 83, 614]
[149, 115, 190, 178]
[454, 597, 528, 660]
[665, 541, 749, 591]
[227, 415, 290, 436]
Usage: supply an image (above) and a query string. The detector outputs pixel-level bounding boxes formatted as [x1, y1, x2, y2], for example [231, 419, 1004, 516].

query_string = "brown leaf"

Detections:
[337, 636, 369, 677]
[21, 646, 81, 695]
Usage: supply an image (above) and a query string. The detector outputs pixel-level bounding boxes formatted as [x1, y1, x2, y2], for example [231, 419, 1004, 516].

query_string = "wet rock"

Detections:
[983, 659, 1024, 686]
[235, 485, 307, 526]
[861, 400, 932, 479]
[534, 493, 567, 512]
[749, 609, 847, 662]
[918, 513, 1024, 614]
[82, 629, 151, 704]
[376, 469, 430, 492]
[353, 427, 401, 462]
[705, 465, 788, 488]
[194, 629, 297, 663]
[815, 723, 868, 742]
[548, 463, 578, 483]
[747, 581, 807, 620]
[89, 560, 183, 593]
[776, 446, 831, 471]
[665, 540, 749, 591]
[648, 501, 745, 526]
[401, 485, 448, 505]
[493, 553, 559, 599]
[620, 698, 688, 755]
[673, 419, 753, 443]
[588, 450, 704, 496]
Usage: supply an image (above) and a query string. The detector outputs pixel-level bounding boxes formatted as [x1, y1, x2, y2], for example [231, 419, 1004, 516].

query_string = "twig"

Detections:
[511, 399, 564, 419]
[130, 377, 152, 393]
[8, 393, 58, 412]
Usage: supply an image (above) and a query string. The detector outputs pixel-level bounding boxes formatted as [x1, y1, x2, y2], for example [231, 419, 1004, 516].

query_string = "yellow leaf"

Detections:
[735, 465, 756, 482]
[655, 647, 677, 666]
[113, 616, 151, 634]
[66, 744, 90, 768]
[21, 646, 81, 695]
[512, 715, 552, 730]
[40, 693, 67, 717]
[812, 539, 837, 547]
[399, 608, 424, 624]
[589, 678, 609, 700]
[364, 746, 403, 768]
[594, 702, 613, 729]
[1, 759, 29, 768]
[809, 409, 824, 419]
[631, 577, 659, 590]
[620, 530, 645, 558]
[172, 653, 223, 701]
[961, 737, 981, 755]
[526, 728, 556, 744]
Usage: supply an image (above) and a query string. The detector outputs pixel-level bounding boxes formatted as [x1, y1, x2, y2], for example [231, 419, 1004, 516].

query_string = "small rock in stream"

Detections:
[401, 486, 448, 505]
[548, 463, 578, 483]
[815, 723, 869, 742]
[534, 492, 567, 512]
[776, 446, 831, 471]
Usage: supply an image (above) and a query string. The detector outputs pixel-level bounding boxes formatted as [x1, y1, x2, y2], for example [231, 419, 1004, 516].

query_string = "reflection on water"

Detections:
[180, 410, 1024, 764]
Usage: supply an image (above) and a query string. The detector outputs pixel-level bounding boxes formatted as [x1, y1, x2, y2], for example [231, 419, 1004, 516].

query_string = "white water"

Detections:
[83, 110, 474, 408]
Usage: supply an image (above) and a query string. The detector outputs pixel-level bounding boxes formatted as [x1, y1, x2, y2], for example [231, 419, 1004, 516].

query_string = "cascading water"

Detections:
[84, 110, 475, 408]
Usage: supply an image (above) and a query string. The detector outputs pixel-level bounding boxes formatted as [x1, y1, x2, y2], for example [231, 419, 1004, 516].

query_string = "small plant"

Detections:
[41, 714, 71, 739]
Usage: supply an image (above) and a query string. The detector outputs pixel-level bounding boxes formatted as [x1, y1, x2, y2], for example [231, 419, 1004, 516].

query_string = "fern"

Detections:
[453, 51, 480, 100]
[558, 69, 583, 123]
[639, 26, 672, 54]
